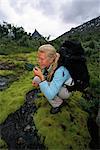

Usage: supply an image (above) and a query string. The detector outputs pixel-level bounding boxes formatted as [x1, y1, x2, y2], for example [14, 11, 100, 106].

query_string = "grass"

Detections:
[33, 92, 90, 150]
[0, 52, 38, 149]
[0, 48, 99, 149]
[0, 70, 16, 76]
[0, 52, 37, 123]
[0, 71, 33, 123]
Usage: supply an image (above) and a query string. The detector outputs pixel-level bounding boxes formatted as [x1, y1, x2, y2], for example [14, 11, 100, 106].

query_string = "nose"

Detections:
[37, 57, 42, 62]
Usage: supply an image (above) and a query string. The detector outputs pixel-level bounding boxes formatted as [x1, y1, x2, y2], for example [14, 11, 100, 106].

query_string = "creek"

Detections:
[0, 89, 45, 149]
[0, 72, 99, 149]
[0, 75, 17, 91]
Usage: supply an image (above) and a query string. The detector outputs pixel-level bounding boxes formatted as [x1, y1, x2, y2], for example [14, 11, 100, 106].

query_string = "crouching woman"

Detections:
[32, 44, 73, 114]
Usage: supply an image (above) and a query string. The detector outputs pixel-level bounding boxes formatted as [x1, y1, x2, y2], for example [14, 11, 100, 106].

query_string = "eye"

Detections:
[38, 57, 45, 62]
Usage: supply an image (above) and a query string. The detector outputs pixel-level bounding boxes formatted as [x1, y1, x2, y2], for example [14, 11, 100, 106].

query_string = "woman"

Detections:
[32, 44, 73, 114]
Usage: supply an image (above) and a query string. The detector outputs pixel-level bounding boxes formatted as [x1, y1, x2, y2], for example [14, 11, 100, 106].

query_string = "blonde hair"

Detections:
[38, 44, 60, 81]
[38, 44, 57, 59]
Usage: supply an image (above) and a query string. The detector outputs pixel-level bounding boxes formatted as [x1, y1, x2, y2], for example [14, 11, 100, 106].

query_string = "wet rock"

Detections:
[0, 75, 17, 91]
[17, 137, 25, 145]
[0, 62, 16, 70]
[87, 117, 100, 149]
[0, 76, 8, 86]
[0, 89, 45, 150]
[24, 125, 31, 132]
[25, 89, 40, 103]
[96, 103, 100, 127]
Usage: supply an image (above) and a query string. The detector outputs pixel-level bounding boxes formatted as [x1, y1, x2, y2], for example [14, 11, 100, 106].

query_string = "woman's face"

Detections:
[37, 52, 54, 69]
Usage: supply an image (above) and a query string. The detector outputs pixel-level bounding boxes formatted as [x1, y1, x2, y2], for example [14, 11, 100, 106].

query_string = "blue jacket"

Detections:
[39, 66, 71, 101]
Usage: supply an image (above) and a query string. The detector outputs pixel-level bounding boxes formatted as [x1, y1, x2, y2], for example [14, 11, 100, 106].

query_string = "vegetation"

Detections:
[34, 92, 90, 150]
[0, 22, 47, 54]
[0, 18, 99, 149]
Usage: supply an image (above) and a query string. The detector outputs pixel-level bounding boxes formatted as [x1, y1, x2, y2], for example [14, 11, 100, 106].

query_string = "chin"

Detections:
[41, 66, 45, 69]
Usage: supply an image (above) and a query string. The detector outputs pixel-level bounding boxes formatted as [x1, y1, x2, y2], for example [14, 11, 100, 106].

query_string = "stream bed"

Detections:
[0, 73, 99, 149]
[0, 75, 17, 91]
[0, 89, 45, 150]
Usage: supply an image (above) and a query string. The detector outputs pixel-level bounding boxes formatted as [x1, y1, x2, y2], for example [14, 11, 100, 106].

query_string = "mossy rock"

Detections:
[34, 91, 91, 150]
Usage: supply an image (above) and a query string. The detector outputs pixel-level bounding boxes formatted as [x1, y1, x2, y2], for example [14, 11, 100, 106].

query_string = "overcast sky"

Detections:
[0, 0, 100, 40]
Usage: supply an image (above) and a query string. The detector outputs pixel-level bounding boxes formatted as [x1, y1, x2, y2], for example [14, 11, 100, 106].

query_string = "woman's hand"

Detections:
[33, 67, 45, 81]
[32, 80, 39, 87]
[32, 76, 41, 87]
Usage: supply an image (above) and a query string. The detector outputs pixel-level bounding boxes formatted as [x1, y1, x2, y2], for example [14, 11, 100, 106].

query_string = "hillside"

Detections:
[0, 23, 46, 54]
[52, 16, 100, 149]
[56, 16, 100, 39]
[52, 16, 100, 97]
[52, 16, 100, 49]
[0, 16, 99, 149]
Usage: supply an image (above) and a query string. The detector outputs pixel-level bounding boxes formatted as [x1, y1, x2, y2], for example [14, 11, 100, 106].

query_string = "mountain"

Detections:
[51, 16, 100, 149]
[0, 16, 99, 149]
[55, 16, 100, 41]
[69, 16, 100, 33]
[32, 29, 43, 38]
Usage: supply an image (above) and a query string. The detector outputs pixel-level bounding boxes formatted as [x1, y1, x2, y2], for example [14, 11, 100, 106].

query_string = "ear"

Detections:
[55, 53, 60, 63]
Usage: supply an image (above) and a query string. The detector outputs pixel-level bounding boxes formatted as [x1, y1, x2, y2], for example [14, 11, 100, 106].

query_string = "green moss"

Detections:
[0, 50, 96, 149]
[0, 70, 16, 76]
[34, 92, 90, 149]
[0, 70, 34, 123]
[0, 52, 38, 123]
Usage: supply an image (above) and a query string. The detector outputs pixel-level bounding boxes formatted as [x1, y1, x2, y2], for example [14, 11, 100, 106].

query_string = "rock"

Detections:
[24, 125, 31, 131]
[0, 89, 45, 149]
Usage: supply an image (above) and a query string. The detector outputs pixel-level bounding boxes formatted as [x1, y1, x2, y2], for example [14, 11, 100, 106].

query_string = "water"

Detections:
[0, 89, 45, 149]
[0, 75, 16, 91]
[0, 76, 8, 90]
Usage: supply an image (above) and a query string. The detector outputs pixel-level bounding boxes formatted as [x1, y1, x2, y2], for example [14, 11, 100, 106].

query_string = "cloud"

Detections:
[33, 0, 59, 18]
[0, 0, 99, 40]
[60, 0, 100, 24]
[8, 0, 57, 17]
[0, 10, 8, 21]
[31, 0, 67, 20]
[0, 0, 69, 39]
[0, 0, 20, 23]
